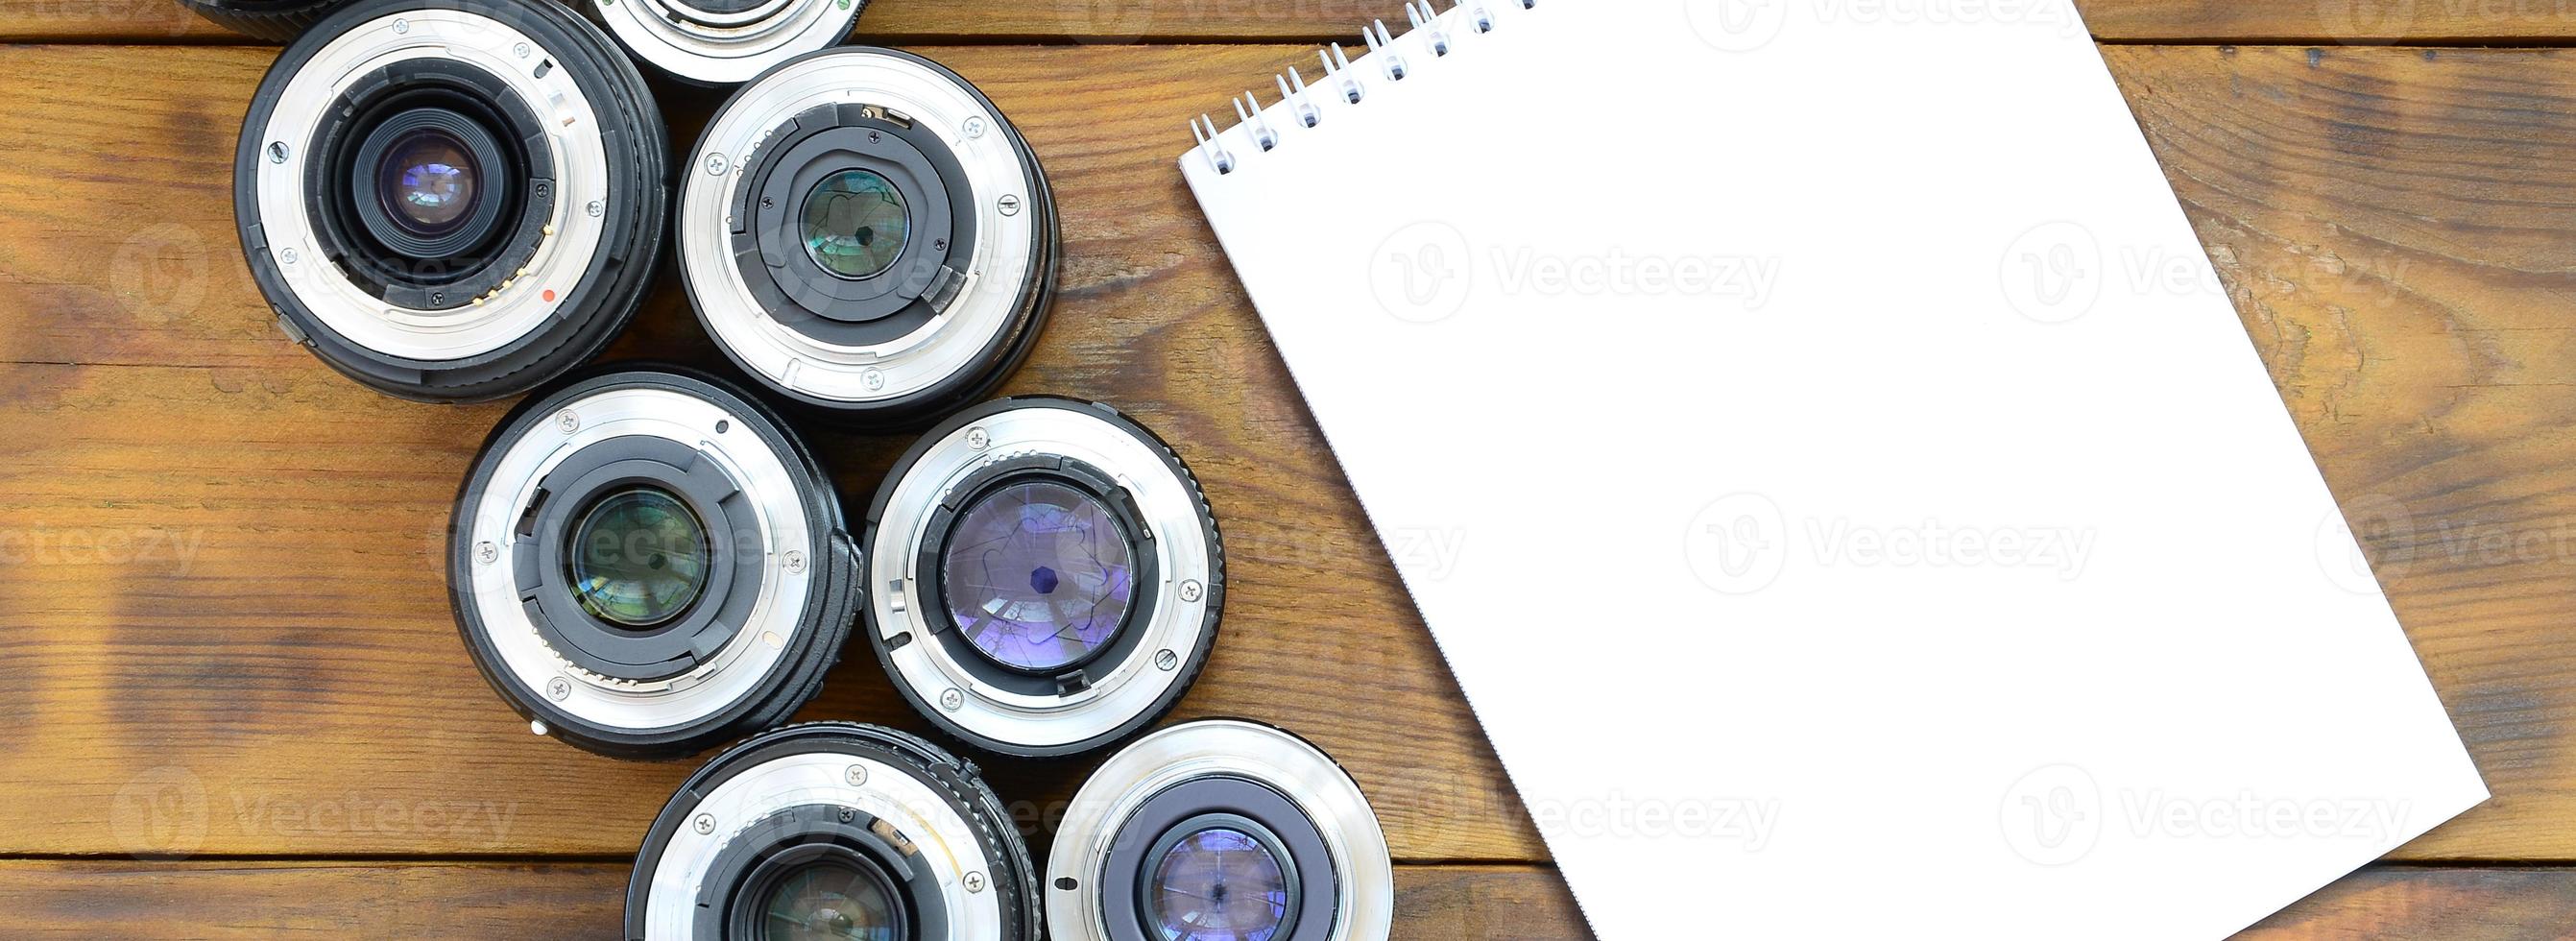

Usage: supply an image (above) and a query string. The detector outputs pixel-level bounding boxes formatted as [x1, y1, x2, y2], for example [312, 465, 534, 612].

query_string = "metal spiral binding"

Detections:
[1188, 0, 1532, 176]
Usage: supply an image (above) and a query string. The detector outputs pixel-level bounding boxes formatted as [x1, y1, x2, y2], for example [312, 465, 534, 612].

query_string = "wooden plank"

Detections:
[0, 860, 2568, 937]
[2083, 0, 2576, 44]
[20, 1, 2576, 46]
[0, 0, 1408, 43]
[0, 861, 1596, 938]
[0, 43, 1541, 859]
[2242, 867, 2576, 938]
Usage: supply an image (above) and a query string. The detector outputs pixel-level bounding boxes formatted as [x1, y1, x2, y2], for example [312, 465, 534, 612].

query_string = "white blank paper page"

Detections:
[1181, 1, 2487, 937]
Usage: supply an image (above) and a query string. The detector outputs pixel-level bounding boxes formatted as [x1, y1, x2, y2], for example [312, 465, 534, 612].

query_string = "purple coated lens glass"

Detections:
[1146, 827, 1290, 941]
[940, 480, 1134, 671]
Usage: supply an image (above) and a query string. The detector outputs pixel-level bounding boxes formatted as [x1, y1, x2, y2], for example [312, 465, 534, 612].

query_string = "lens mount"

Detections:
[176, 0, 357, 40]
[864, 398, 1222, 758]
[682, 47, 1058, 427]
[1047, 720, 1394, 941]
[236, 0, 668, 401]
[589, 0, 867, 86]
[626, 722, 1041, 941]
[448, 367, 859, 759]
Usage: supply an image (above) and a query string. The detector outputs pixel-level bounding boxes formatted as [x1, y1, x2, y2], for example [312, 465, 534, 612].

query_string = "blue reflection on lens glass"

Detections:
[1147, 827, 1289, 941]
[940, 480, 1134, 671]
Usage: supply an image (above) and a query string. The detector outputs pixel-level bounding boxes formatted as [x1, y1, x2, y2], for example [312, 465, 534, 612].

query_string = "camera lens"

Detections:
[626, 722, 1041, 941]
[175, 0, 354, 40]
[235, 0, 668, 402]
[378, 127, 479, 236]
[803, 169, 911, 280]
[1047, 720, 1394, 941]
[448, 367, 860, 760]
[590, 0, 870, 86]
[864, 398, 1221, 758]
[682, 48, 1059, 427]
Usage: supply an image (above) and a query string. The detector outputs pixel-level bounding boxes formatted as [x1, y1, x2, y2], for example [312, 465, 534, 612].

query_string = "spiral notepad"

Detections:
[1179, 2, 2484, 937]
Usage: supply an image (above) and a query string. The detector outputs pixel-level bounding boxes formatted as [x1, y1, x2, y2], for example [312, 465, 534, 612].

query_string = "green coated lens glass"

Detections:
[759, 863, 901, 941]
[567, 486, 710, 628]
[801, 168, 910, 280]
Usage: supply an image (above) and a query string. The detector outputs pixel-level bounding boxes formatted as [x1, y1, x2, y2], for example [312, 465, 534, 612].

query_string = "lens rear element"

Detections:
[379, 126, 480, 237]
[802, 168, 911, 280]
[940, 479, 1135, 673]
[568, 485, 711, 629]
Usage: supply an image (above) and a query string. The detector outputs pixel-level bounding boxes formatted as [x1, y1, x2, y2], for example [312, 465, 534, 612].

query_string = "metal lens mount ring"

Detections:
[235, 0, 667, 402]
[1047, 720, 1395, 941]
[682, 47, 1058, 427]
[590, 0, 867, 85]
[447, 367, 859, 760]
[624, 722, 1041, 941]
[864, 398, 1224, 758]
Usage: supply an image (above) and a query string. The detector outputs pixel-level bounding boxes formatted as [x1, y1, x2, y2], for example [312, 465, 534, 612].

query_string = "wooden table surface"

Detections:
[4, 0, 2576, 936]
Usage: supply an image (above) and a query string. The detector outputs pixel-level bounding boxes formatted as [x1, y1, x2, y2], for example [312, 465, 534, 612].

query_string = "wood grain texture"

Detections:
[20, 0, 2576, 45]
[0, 42, 1541, 859]
[2082, 0, 2576, 44]
[0, 861, 1596, 939]
[2242, 867, 2576, 939]
[0, 0, 1413, 43]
